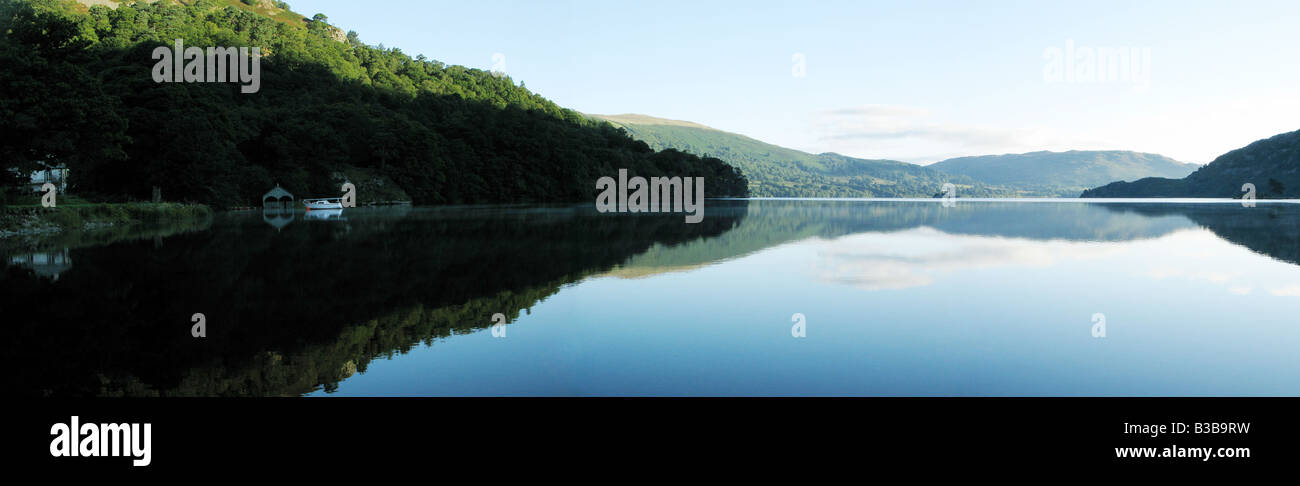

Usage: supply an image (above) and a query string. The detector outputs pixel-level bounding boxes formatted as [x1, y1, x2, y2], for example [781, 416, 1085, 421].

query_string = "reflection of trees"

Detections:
[8, 201, 1291, 397]
[616, 200, 1198, 276]
[0, 206, 745, 396]
[1098, 203, 1300, 266]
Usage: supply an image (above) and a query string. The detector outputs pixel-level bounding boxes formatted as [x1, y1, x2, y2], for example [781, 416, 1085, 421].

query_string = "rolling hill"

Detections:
[588, 114, 1012, 198]
[928, 151, 1198, 197]
[1081, 129, 1300, 198]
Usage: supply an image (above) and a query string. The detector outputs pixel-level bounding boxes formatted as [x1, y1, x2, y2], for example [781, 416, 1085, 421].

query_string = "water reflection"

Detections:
[1099, 203, 1300, 265]
[610, 200, 1196, 279]
[304, 209, 346, 221]
[262, 207, 295, 231]
[3, 200, 1298, 396]
[0, 205, 746, 396]
[7, 249, 72, 281]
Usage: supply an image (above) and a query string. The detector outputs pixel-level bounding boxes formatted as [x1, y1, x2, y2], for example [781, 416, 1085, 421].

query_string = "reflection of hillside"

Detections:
[1099, 203, 1300, 266]
[0, 205, 746, 396]
[113, 288, 563, 396]
[613, 200, 1197, 277]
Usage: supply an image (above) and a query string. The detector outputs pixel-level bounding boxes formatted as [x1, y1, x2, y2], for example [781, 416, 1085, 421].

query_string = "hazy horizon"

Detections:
[589, 112, 1211, 166]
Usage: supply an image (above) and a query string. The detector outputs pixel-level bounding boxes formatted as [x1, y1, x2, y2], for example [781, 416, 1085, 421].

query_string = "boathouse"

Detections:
[262, 185, 294, 210]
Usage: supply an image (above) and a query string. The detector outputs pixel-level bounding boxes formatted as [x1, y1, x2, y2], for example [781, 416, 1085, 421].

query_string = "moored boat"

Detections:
[303, 197, 344, 210]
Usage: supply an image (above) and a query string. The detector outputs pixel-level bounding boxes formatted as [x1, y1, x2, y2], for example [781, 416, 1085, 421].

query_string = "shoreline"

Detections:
[0, 202, 213, 239]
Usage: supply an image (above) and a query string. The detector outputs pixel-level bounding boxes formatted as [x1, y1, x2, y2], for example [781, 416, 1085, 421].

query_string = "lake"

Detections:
[4, 199, 1299, 396]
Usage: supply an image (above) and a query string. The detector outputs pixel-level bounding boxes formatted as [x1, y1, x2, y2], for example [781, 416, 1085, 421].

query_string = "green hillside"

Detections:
[0, 0, 747, 208]
[930, 151, 1198, 197]
[589, 114, 1013, 198]
[1081, 129, 1300, 198]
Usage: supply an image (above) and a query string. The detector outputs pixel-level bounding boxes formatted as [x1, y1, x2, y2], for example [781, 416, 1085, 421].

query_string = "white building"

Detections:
[7, 163, 69, 193]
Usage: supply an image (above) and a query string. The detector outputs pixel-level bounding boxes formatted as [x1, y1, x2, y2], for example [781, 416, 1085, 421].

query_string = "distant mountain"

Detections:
[1081, 130, 1300, 198]
[929, 151, 1198, 197]
[588, 114, 1012, 198]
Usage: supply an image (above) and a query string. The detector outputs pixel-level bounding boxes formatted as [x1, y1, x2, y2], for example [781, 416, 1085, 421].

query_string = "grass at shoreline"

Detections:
[0, 201, 214, 236]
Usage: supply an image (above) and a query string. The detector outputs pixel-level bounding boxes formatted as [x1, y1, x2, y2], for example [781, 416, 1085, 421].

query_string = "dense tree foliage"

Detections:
[1082, 129, 1300, 198]
[0, 0, 747, 208]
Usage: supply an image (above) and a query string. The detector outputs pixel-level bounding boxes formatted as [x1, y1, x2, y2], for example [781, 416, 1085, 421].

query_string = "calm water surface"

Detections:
[4, 200, 1299, 396]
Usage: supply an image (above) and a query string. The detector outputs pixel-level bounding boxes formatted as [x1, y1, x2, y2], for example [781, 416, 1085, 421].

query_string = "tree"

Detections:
[1268, 178, 1285, 196]
[0, 0, 126, 188]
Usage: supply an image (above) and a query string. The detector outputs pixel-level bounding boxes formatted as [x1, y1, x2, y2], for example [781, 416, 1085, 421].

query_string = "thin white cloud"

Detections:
[1144, 267, 1239, 285]
[809, 104, 1110, 164]
[1268, 286, 1300, 297]
[821, 105, 931, 118]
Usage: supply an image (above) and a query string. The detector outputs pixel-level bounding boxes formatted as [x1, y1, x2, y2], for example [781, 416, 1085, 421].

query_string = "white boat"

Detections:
[303, 197, 344, 210]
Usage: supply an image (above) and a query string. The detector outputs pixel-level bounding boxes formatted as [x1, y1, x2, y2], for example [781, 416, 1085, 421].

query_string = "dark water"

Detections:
[3, 200, 1299, 396]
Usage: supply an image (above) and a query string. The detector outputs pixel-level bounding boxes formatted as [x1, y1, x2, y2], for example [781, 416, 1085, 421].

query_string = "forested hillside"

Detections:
[1081, 129, 1300, 198]
[0, 0, 747, 208]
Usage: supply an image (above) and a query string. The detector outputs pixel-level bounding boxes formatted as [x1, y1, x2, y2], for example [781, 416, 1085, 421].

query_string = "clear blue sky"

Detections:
[294, 0, 1300, 164]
